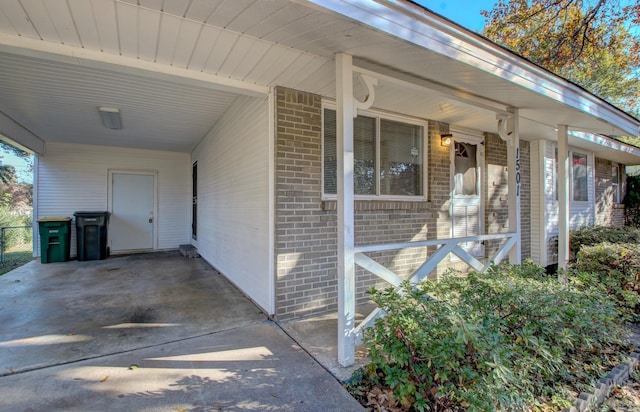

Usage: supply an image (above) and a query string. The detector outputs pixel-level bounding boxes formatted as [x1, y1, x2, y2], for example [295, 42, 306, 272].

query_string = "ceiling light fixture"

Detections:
[98, 107, 122, 130]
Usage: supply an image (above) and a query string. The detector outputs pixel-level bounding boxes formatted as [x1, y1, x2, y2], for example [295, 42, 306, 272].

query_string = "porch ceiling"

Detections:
[0, 0, 638, 158]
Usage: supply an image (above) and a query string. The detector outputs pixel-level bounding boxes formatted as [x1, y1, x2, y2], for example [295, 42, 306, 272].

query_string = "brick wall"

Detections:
[483, 134, 531, 259]
[274, 87, 531, 320]
[275, 88, 446, 319]
[595, 157, 625, 226]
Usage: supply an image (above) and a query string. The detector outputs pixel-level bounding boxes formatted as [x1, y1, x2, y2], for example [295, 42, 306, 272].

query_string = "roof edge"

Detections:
[303, 0, 640, 137]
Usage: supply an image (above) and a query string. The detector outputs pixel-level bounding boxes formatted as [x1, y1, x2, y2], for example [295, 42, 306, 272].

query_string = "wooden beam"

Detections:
[336, 52, 356, 367]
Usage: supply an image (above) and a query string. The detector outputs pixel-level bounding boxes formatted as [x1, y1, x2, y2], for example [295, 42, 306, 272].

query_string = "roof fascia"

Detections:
[302, 0, 640, 137]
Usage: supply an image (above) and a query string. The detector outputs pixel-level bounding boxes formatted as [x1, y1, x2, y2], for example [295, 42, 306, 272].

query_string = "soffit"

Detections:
[0, 0, 637, 155]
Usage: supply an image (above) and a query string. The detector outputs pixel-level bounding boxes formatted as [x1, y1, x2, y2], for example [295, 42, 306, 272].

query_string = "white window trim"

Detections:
[570, 150, 590, 203]
[612, 163, 621, 204]
[321, 102, 429, 201]
[553, 146, 591, 204]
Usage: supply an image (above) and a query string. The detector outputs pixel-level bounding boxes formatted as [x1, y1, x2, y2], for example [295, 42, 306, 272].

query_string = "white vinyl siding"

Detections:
[529, 140, 544, 264]
[530, 140, 596, 266]
[36, 142, 190, 257]
[191, 95, 271, 314]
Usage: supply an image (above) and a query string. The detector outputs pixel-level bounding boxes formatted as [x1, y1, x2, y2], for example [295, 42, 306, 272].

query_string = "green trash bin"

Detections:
[37, 217, 72, 263]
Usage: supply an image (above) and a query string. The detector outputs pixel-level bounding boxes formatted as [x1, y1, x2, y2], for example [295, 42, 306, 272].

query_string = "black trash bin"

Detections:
[74, 211, 110, 261]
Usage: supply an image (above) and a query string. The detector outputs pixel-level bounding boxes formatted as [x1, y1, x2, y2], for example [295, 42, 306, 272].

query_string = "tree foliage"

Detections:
[482, 0, 640, 116]
[0, 141, 32, 211]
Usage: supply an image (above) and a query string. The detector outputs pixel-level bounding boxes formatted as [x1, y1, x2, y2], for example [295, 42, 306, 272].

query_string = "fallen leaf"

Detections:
[128, 364, 138, 370]
[173, 408, 187, 412]
[270, 393, 278, 398]
[99, 375, 110, 383]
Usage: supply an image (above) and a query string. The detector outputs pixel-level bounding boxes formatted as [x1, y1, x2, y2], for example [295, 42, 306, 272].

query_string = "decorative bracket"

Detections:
[353, 73, 378, 116]
[496, 114, 515, 146]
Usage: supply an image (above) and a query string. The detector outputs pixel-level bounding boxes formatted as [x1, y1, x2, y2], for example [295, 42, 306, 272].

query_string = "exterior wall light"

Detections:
[441, 133, 452, 147]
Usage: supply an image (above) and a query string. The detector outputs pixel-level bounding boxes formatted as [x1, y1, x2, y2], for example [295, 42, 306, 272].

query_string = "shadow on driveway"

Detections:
[0, 252, 363, 411]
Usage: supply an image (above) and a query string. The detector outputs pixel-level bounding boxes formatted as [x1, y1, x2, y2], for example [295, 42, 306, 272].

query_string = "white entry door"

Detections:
[450, 134, 484, 258]
[111, 173, 155, 251]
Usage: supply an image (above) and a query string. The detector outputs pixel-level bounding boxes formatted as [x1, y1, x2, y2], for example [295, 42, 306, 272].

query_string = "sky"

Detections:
[415, 0, 497, 32]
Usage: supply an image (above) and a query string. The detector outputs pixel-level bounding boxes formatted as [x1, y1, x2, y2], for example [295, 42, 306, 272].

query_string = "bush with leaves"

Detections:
[356, 261, 628, 411]
[569, 225, 640, 260]
[624, 175, 640, 227]
[0, 207, 32, 251]
[571, 243, 640, 322]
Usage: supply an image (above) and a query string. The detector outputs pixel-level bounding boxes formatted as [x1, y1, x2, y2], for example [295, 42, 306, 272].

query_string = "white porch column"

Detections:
[336, 53, 356, 367]
[507, 107, 521, 264]
[557, 125, 570, 270]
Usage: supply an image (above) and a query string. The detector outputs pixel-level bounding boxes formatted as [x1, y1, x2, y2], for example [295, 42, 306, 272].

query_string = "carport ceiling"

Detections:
[0, 52, 242, 152]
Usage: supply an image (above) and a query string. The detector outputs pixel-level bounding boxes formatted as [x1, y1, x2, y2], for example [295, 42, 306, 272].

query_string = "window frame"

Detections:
[570, 151, 589, 202]
[321, 103, 428, 201]
[553, 147, 591, 203]
[612, 163, 621, 204]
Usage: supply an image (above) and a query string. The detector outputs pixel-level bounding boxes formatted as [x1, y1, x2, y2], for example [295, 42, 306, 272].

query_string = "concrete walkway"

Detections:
[0, 252, 363, 411]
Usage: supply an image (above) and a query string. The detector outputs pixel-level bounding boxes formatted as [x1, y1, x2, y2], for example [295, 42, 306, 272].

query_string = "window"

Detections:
[572, 152, 588, 201]
[554, 148, 590, 202]
[323, 107, 425, 198]
[453, 142, 478, 196]
[612, 163, 621, 203]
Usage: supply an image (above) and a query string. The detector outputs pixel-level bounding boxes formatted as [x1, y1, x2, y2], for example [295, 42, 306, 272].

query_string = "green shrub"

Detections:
[624, 175, 640, 227]
[0, 207, 31, 251]
[571, 242, 640, 321]
[359, 261, 627, 411]
[570, 226, 640, 259]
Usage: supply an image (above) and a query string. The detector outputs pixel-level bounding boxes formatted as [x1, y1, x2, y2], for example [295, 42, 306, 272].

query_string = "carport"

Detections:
[0, 253, 363, 411]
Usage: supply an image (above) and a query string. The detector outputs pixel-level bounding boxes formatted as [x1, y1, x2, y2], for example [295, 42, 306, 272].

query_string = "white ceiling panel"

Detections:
[43, 0, 82, 47]
[155, 13, 182, 65]
[67, 0, 100, 49]
[188, 24, 222, 71]
[116, 1, 138, 58]
[171, 18, 203, 68]
[161, 0, 191, 17]
[1, 0, 39, 38]
[184, 0, 224, 23]
[226, 0, 289, 34]
[202, 29, 239, 74]
[193, 0, 253, 28]
[241, 2, 314, 39]
[91, 0, 119, 54]
[137, 8, 162, 62]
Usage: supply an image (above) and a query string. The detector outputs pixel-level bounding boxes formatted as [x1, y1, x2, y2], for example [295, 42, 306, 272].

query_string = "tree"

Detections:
[0, 141, 33, 211]
[482, 0, 640, 116]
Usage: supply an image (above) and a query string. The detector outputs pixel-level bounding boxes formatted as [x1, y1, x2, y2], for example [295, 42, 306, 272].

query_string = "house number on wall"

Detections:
[515, 147, 521, 197]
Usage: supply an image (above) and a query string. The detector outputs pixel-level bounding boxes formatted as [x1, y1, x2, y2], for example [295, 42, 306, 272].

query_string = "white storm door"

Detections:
[111, 173, 155, 251]
[451, 138, 484, 258]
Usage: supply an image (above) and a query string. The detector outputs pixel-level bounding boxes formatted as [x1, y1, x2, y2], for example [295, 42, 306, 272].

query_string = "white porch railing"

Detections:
[351, 232, 519, 343]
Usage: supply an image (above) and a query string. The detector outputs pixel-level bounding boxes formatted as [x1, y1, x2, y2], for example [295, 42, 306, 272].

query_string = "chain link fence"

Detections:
[0, 226, 33, 272]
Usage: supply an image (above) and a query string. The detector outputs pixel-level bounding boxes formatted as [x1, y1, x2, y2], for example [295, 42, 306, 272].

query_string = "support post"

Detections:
[507, 107, 521, 264]
[336, 53, 356, 367]
[557, 125, 570, 271]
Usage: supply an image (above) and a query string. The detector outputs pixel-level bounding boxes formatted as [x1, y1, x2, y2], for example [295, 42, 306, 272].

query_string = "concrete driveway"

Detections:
[0, 252, 363, 411]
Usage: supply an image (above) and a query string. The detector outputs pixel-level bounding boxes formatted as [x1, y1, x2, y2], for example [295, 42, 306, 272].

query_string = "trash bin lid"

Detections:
[73, 211, 111, 216]
[37, 216, 72, 222]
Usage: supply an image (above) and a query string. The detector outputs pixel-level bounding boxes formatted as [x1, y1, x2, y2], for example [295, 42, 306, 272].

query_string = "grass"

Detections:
[0, 246, 34, 275]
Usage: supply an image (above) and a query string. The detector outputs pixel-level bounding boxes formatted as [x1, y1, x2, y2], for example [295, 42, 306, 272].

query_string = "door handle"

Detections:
[149, 211, 153, 224]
